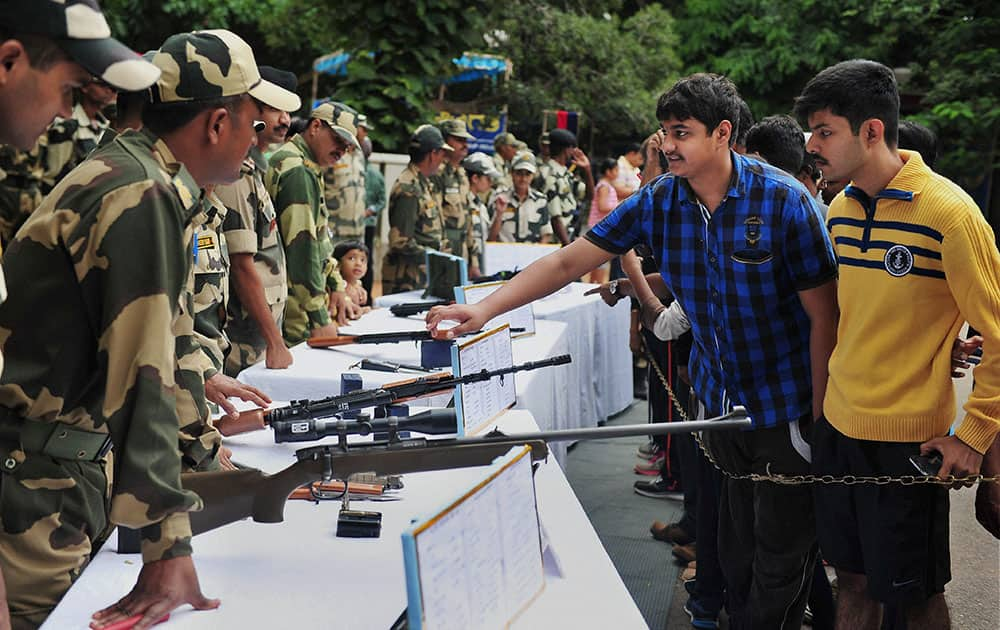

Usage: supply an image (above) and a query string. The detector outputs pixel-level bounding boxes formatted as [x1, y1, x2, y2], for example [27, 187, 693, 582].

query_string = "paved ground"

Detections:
[564, 370, 999, 629]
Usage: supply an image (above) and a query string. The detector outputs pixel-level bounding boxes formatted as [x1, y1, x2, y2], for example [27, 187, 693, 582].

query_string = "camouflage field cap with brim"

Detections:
[1, 0, 160, 92]
[439, 118, 475, 140]
[311, 101, 361, 150]
[493, 132, 518, 149]
[410, 124, 453, 153]
[511, 151, 537, 174]
[462, 152, 501, 179]
[150, 29, 299, 113]
[358, 114, 374, 131]
[258, 65, 301, 112]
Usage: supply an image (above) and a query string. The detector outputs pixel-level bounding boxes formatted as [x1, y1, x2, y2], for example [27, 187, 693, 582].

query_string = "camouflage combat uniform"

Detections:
[534, 158, 576, 231]
[39, 102, 110, 194]
[436, 161, 479, 272]
[383, 163, 448, 294]
[493, 187, 552, 243]
[0, 143, 44, 246]
[323, 147, 366, 241]
[0, 129, 203, 622]
[468, 190, 490, 271]
[267, 134, 345, 344]
[217, 147, 288, 376]
[190, 193, 230, 371]
[492, 152, 512, 190]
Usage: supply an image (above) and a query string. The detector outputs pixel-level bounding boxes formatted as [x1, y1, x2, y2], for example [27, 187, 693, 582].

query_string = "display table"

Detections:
[377, 282, 633, 426]
[238, 309, 574, 462]
[41, 411, 648, 630]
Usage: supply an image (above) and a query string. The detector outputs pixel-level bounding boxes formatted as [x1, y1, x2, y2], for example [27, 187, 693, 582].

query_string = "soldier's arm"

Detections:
[39, 120, 75, 193]
[216, 178, 289, 361]
[98, 183, 201, 564]
[466, 207, 481, 276]
[276, 167, 333, 330]
[387, 191, 426, 257]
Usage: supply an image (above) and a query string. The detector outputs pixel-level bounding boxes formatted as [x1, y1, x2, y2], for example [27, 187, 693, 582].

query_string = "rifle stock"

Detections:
[215, 408, 267, 437]
[181, 408, 750, 536]
[306, 335, 359, 348]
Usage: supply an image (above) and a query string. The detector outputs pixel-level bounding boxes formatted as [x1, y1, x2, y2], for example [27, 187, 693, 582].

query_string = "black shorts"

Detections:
[811, 416, 950, 604]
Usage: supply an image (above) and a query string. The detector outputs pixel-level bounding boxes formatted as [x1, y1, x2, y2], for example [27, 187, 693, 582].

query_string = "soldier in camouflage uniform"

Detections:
[191, 190, 231, 373]
[0, 143, 43, 247]
[323, 109, 367, 242]
[0, 2, 162, 626]
[461, 152, 501, 272]
[383, 124, 453, 294]
[490, 152, 552, 243]
[267, 101, 361, 344]
[436, 119, 481, 278]
[38, 79, 116, 193]
[218, 65, 301, 376]
[0, 22, 287, 628]
[491, 131, 519, 191]
[533, 128, 593, 245]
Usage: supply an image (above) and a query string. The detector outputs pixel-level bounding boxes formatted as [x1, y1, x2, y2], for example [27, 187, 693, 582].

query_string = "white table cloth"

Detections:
[42, 411, 647, 630]
[377, 282, 633, 426]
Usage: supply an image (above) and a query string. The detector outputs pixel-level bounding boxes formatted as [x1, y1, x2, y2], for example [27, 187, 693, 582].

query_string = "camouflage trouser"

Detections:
[178, 421, 222, 473]
[381, 252, 425, 295]
[0, 444, 109, 629]
[224, 302, 285, 377]
[0, 183, 42, 247]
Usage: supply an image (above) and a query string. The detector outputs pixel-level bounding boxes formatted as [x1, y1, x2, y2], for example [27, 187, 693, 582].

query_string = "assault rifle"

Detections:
[214, 355, 572, 438]
[389, 299, 450, 318]
[182, 407, 751, 535]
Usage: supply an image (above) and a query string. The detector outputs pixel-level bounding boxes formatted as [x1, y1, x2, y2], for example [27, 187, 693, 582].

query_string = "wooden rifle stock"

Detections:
[306, 335, 359, 348]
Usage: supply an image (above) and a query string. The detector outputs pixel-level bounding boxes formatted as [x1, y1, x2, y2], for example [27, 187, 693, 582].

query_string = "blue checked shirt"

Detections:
[586, 153, 837, 429]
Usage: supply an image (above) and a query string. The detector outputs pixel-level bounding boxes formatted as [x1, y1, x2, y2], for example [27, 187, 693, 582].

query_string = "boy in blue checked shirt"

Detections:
[427, 73, 839, 629]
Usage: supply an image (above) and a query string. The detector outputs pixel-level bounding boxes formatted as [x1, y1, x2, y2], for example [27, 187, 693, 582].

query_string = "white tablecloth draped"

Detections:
[41, 411, 647, 630]
[377, 282, 633, 426]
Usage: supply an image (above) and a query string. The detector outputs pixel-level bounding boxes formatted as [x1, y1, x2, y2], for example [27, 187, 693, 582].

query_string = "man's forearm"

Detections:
[809, 317, 836, 420]
[551, 216, 570, 246]
[477, 238, 613, 320]
[230, 255, 284, 348]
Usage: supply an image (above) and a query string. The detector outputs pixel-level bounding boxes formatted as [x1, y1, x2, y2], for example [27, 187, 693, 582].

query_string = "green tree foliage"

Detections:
[260, 0, 486, 151]
[488, 2, 681, 151]
[674, 0, 999, 208]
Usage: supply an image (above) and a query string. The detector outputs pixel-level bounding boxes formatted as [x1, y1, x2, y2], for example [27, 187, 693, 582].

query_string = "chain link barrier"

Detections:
[641, 338, 998, 487]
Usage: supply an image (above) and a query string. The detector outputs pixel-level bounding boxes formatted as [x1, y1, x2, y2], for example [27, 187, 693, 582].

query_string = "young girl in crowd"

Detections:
[587, 158, 620, 284]
[334, 241, 372, 315]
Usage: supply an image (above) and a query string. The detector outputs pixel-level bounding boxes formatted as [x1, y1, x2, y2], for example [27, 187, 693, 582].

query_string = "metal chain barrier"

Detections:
[640, 338, 999, 487]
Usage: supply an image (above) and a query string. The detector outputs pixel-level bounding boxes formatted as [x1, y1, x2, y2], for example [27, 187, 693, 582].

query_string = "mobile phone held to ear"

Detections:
[910, 453, 943, 477]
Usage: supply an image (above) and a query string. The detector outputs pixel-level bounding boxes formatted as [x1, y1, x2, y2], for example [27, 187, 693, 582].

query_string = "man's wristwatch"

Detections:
[608, 280, 619, 296]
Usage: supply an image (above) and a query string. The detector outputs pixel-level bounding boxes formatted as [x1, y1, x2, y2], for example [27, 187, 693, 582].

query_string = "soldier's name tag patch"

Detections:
[334, 162, 349, 170]
[445, 187, 459, 194]
[197, 234, 216, 250]
[884, 244, 913, 277]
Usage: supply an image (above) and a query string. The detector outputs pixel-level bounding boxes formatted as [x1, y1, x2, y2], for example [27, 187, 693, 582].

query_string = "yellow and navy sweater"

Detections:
[824, 150, 1000, 453]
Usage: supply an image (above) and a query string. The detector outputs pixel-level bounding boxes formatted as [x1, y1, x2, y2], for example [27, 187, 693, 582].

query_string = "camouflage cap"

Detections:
[513, 140, 528, 151]
[511, 151, 537, 174]
[540, 131, 550, 146]
[439, 118, 474, 140]
[493, 132, 518, 149]
[462, 152, 501, 178]
[410, 124, 453, 153]
[258, 65, 302, 112]
[150, 30, 299, 113]
[0, 0, 160, 91]
[358, 114, 374, 130]
[311, 101, 361, 150]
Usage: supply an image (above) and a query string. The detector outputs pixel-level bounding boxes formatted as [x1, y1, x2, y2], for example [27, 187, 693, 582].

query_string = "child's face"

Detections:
[340, 248, 368, 281]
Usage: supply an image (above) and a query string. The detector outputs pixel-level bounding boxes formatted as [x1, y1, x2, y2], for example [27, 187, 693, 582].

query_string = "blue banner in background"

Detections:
[435, 112, 506, 155]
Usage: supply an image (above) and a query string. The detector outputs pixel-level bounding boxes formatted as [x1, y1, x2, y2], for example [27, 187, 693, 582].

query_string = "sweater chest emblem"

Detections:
[884, 245, 913, 277]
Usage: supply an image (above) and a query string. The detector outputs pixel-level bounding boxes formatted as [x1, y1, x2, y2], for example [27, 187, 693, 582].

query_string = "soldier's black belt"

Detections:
[0, 416, 112, 463]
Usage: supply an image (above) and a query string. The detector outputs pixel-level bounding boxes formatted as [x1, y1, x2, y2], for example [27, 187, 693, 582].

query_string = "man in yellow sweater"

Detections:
[796, 59, 1000, 629]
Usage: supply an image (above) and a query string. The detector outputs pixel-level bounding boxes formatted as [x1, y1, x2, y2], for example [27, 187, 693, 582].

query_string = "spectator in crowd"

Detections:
[897, 119, 938, 168]
[613, 142, 643, 199]
[462, 152, 501, 272]
[797, 58, 1000, 630]
[492, 131, 519, 190]
[586, 157, 620, 284]
[362, 135, 385, 295]
[535, 128, 593, 245]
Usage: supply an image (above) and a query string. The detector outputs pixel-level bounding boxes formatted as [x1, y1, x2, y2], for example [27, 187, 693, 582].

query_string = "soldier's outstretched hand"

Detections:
[91, 556, 219, 629]
[205, 373, 272, 418]
[425, 303, 488, 339]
